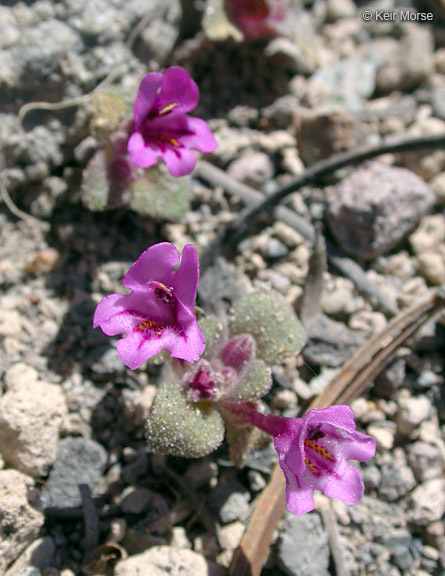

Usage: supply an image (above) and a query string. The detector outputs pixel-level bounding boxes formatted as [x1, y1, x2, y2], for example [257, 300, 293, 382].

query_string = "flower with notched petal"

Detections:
[93, 242, 205, 369]
[127, 67, 217, 178]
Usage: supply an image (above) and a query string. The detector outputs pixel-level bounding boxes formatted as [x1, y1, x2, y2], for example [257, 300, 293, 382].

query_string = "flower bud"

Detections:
[221, 334, 256, 371]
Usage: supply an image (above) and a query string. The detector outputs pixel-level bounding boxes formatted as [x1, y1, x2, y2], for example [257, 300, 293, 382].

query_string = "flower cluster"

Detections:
[128, 67, 217, 177]
[94, 240, 375, 516]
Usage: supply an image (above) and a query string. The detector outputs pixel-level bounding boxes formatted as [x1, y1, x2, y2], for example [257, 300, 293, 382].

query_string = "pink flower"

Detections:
[93, 243, 205, 369]
[224, 0, 287, 39]
[233, 404, 376, 515]
[127, 67, 218, 178]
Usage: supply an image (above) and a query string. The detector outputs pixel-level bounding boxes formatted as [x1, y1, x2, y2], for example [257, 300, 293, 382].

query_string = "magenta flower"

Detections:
[224, 0, 287, 39]
[93, 243, 205, 369]
[127, 67, 218, 178]
[232, 404, 375, 515]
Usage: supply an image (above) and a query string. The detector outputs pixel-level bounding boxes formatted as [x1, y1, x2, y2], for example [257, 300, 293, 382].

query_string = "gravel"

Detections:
[0, 0, 444, 573]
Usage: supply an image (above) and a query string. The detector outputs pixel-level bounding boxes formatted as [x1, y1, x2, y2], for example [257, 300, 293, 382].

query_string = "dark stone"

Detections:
[207, 475, 251, 523]
[326, 162, 435, 260]
[374, 358, 406, 399]
[41, 437, 107, 510]
[296, 109, 358, 165]
[303, 313, 364, 367]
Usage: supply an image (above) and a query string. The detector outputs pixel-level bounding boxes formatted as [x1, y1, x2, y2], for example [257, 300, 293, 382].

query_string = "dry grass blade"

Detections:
[229, 287, 445, 576]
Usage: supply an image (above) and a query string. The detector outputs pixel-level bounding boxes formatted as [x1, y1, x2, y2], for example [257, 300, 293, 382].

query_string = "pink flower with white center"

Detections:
[224, 0, 287, 39]
[230, 404, 376, 515]
[127, 67, 218, 178]
[93, 243, 205, 369]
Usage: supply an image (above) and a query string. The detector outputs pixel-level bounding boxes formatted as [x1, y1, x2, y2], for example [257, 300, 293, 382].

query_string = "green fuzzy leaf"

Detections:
[198, 316, 224, 360]
[129, 166, 190, 221]
[81, 150, 110, 211]
[231, 360, 272, 402]
[146, 380, 225, 458]
[229, 291, 307, 364]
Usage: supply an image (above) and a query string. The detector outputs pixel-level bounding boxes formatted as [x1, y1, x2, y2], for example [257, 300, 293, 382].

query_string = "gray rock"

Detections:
[396, 395, 432, 437]
[431, 82, 445, 121]
[309, 57, 376, 112]
[407, 442, 443, 482]
[114, 545, 224, 576]
[408, 479, 445, 526]
[0, 470, 44, 574]
[277, 512, 329, 576]
[41, 437, 107, 509]
[265, 37, 314, 75]
[303, 314, 364, 367]
[121, 487, 154, 515]
[5, 537, 55, 576]
[208, 478, 251, 524]
[382, 529, 414, 572]
[0, 368, 67, 477]
[374, 358, 406, 399]
[378, 456, 416, 502]
[296, 108, 358, 166]
[227, 150, 274, 188]
[198, 257, 245, 316]
[374, 26, 434, 93]
[326, 162, 435, 260]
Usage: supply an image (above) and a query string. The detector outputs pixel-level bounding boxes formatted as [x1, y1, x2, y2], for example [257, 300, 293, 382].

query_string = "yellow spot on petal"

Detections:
[305, 439, 335, 461]
[136, 320, 159, 332]
[159, 103, 178, 115]
[152, 134, 181, 147]
[304, 457, 319, 475]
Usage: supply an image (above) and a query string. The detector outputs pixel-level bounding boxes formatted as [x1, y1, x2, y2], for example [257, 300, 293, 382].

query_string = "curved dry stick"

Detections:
[201, 132, 445, 267]
[229, 288, 445, 576]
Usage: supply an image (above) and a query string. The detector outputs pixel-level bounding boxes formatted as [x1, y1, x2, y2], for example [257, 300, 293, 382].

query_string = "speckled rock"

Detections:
[408, 479, 445, 526]
[277, 512, 329, 576]
[0, 365, 67, 477]
[227, 149, 274, 188]
[41, 437, 107, 509]
[0, 470, 44, 574]
[326, 162, 435, 259]
[114, 545, 224, 576]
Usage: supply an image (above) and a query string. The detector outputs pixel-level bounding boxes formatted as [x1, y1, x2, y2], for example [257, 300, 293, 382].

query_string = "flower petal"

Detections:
[162, 147, 197, 178]
[173, 244, 199, 311]
[304, 405, 357, 435]
[158, 66, 199, 115]
[340, 430, 376, 462]
[170, 320, 206, 363]
[127, 132, 161, 169]
[281, 465, 315, 515]
[117, 331, 165, 370]
[275, 420, 305, 475]
[133, 72, 163, 128]
[123, 242, 179, 291]
[180, 117, 218, 153]
[93, 293, 150, 336]
[321, 460, 365, 505]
